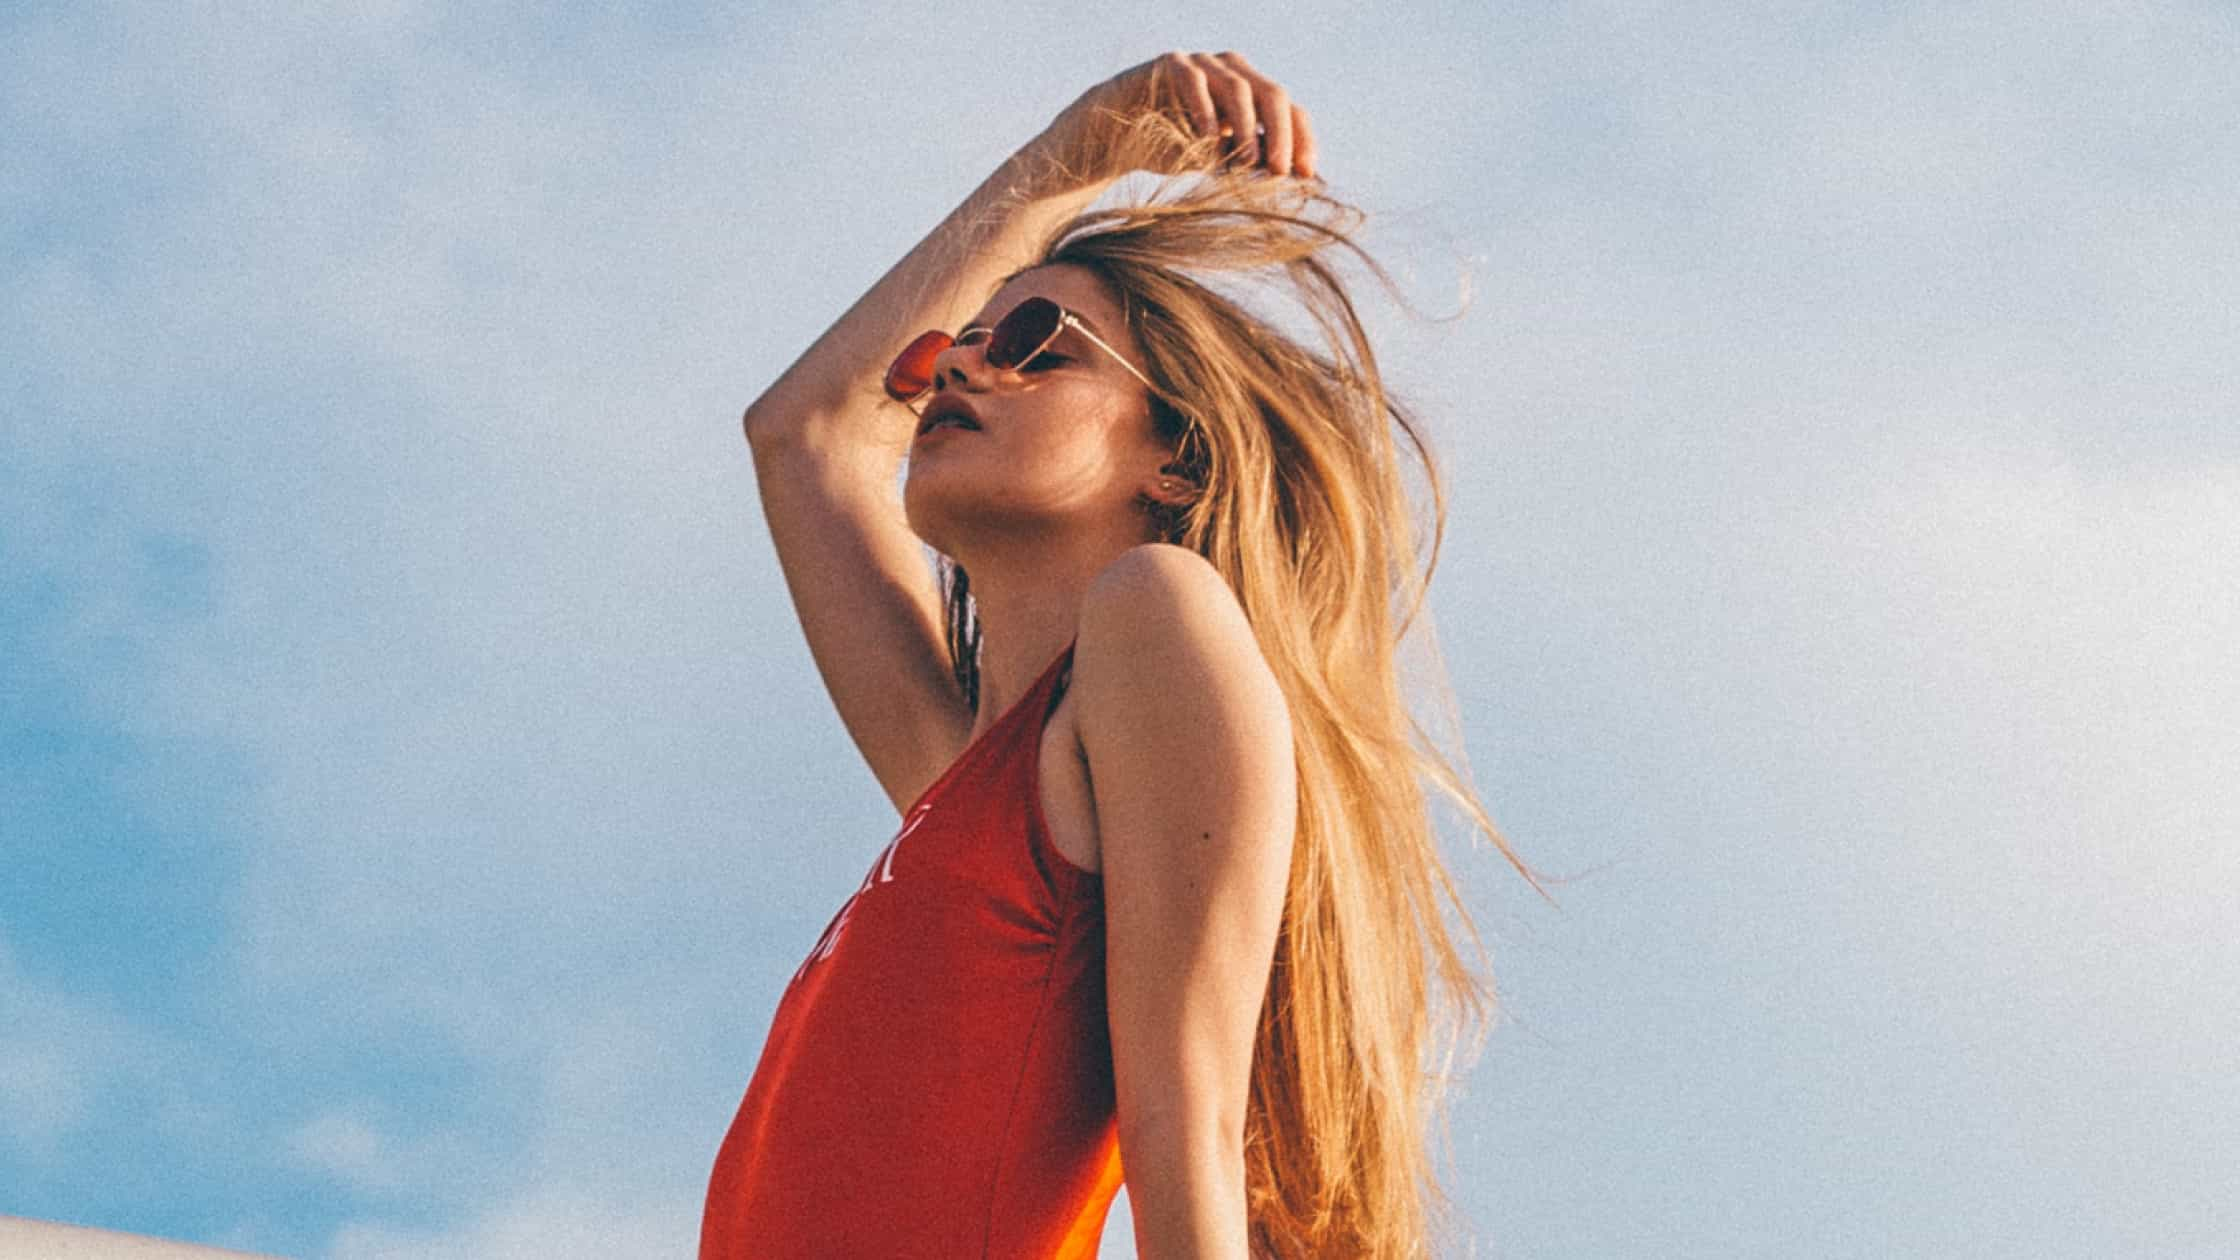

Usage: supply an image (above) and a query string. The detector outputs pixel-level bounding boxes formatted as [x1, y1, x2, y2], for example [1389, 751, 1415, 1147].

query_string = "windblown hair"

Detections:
[940, 111, 1535, 1258]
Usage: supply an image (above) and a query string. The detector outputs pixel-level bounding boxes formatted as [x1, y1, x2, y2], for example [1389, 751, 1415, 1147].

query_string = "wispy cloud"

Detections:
[0, 938, 135, 1153]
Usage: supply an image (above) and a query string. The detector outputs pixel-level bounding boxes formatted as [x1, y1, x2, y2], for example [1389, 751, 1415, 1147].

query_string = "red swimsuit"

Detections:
[701, 640, 1124, 1258]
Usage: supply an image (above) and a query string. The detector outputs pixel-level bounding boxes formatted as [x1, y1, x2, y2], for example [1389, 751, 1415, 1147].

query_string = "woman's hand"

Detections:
[1022, 51, 1320, 191]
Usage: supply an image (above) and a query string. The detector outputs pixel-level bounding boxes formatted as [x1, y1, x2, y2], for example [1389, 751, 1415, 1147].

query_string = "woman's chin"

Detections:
[902, 480, 974, 551]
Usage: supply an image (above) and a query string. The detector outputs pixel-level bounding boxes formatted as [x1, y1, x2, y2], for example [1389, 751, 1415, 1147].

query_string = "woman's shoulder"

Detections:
[1083, 541, 1229, 608]
[1079, 543, 1249, 660]
[1073, 543, 1289, 743]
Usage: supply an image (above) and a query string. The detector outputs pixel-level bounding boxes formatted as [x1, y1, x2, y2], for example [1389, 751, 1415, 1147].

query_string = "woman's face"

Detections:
[902, 263, 1176, 556]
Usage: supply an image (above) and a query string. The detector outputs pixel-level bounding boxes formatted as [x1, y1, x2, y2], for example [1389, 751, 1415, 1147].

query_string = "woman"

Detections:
[704, 51, 1524, 1259]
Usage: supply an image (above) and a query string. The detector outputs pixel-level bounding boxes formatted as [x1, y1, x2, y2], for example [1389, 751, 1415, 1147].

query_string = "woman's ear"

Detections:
[1144, 466, 1202, 508]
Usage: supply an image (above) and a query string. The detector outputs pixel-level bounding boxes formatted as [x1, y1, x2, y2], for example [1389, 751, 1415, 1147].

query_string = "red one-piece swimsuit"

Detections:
[700, 639, 1124, 1259]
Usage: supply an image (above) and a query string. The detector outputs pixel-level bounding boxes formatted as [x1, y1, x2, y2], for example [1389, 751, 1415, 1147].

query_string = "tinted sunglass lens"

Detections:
[986, 297, 1064, 370]
[884, 330, 951, 401]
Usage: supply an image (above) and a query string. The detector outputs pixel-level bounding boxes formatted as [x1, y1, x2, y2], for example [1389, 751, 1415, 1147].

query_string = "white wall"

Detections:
[0, 1218, 279, 1259]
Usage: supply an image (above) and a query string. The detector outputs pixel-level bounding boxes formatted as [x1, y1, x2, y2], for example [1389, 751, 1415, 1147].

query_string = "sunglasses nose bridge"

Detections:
[924, 335, 990, 394]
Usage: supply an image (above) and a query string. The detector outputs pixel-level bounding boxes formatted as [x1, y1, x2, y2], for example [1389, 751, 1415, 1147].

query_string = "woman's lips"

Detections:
[912, 421, 973, 443]
[915, 394, 983, 436]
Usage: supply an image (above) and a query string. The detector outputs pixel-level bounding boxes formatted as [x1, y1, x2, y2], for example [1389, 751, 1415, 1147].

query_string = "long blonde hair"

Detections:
[942, 113, 1535, 1258]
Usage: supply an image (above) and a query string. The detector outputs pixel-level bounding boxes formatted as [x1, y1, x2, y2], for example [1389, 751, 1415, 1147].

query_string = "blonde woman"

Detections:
[704, 51, 1521, 1259]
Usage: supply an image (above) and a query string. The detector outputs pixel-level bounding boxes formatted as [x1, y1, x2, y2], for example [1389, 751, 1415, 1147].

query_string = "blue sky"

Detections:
[5, 2, 2236, 1256]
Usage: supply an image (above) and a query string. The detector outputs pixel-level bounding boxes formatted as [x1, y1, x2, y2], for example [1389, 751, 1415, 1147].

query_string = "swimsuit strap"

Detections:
[1041, 638, 1078, 724]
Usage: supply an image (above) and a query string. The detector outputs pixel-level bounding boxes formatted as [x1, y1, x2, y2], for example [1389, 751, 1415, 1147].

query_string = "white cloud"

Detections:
[1777, 442, 2240, 983]
[0, 939, 138, 1153]
[284, 1109, 406, 1197]
[0, 1033, 92, 1153]
[325, 1183, 699, 1260]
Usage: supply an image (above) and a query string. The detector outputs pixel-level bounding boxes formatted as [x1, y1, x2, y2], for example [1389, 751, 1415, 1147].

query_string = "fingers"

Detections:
[1217, 52, 1293, 175]
[1160, 50, 1319, 180]
[1190, 51, 1260, 167]
[1158, 51, 1220, 142]
[1289, 102, 1318, 181]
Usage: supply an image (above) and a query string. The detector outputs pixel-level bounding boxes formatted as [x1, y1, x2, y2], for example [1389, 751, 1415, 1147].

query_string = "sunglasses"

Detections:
[883, 295, 1158, 405]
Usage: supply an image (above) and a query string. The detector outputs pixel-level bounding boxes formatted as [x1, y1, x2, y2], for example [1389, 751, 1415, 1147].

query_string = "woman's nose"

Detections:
[929, 338, 989, 391]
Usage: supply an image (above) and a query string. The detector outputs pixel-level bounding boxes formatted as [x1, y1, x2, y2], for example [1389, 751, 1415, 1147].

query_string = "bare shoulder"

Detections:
[1082, 542, 1237, 627]
[1074, 543, 1291, 754]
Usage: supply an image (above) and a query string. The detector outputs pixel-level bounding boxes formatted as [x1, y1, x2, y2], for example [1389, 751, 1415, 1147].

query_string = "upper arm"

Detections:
[1074, 544, 1298, 1153]
[746, 430, 972, 816]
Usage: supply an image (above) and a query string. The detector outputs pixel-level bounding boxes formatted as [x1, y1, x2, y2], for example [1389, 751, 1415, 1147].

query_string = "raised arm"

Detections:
[741, 150, 1101, 817]
[741, 53, 1312, 817]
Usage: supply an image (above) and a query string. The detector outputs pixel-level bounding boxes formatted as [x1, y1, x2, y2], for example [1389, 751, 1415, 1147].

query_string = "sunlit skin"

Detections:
[902, 262, 1197, 742]
[737, 49, 1316, 1256]
[900, 264, 1294, 1259]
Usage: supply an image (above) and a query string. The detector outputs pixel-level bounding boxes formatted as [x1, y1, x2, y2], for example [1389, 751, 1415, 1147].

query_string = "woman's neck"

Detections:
[954, 537, 1123, 739]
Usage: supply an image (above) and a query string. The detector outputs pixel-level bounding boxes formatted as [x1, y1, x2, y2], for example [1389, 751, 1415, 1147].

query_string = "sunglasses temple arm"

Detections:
[1064, 316, 1159, 393]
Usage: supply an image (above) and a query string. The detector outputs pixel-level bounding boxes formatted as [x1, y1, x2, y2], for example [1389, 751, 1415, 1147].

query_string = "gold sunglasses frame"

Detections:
[890, 297, 1158, 407]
